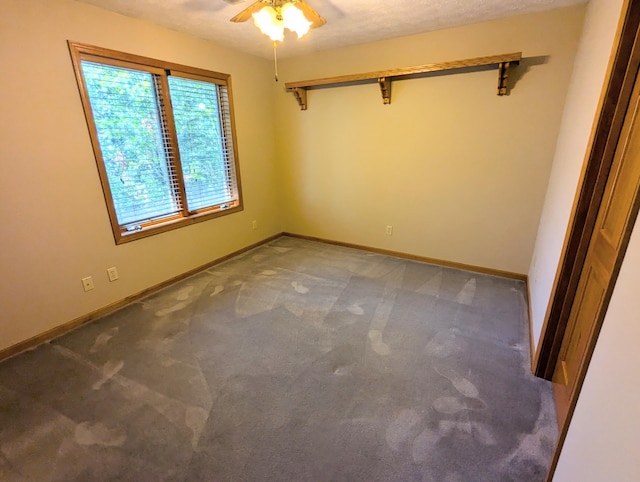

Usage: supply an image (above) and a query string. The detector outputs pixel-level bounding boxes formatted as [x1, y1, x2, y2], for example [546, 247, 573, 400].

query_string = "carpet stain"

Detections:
[455, 278, 476, 305]
[261, 270, 277, 276]
[472, 422, 498, 446]
[347, 303, 364, 315]
[434, 365, 479, 398]
[455, 419, 474, 438]
[175, 286, 194, 301]
[291, 281, 309, 294]
[332, 365, 350, 375]
[89, 327, 118, 353]
[155, 302, 189, 317]
[368, 330, 391, 355]
[367, 293, 395, 355]
[416, 270, 442, 297]
[433, 395, 488, 414]
[185, 406, 209, 449]
[433, 396, 469, 414]
[74, 422, 126, 447]
[425, 328, 463, 358]
[92, 360, 124, 390]
[210, 285, 224, 297]
[386, 409, 422, 451]
[235, 284, 280, 318]
[284, 302, 304, 317]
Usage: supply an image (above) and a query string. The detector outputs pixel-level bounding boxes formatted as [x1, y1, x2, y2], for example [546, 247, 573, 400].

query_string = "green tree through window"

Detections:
[69, 42, 242, 243]
[82, 63, 177, 225]
[169, 76, 230, 211]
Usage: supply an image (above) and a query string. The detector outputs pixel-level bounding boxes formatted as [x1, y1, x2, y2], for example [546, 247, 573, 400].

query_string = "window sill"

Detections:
[114, 202, 243, 244]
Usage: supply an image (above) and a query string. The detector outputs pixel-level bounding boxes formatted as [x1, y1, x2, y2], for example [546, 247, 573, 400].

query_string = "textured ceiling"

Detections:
[74, 0, 588, 59]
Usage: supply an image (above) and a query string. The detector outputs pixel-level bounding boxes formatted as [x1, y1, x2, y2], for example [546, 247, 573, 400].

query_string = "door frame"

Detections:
[535, 1, 640, 479]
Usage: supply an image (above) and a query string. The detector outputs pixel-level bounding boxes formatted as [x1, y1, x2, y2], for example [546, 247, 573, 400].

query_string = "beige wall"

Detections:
[528, 0, 626, 349]
[552, 219, 640, 481]
[0, 0, 280, 352]
[275, 6, 585, 275]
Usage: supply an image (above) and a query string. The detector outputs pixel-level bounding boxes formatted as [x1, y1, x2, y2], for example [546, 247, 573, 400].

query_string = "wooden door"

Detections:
[552, 67, 640, 427]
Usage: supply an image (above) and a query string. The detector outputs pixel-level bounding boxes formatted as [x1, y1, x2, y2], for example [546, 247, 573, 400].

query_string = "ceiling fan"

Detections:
[230, 0, 326, 40]
[229, 0, 327, 81]
[228, 0, 327, 28]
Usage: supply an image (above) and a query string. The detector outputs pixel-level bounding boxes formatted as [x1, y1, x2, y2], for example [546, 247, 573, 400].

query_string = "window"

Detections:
[68, 42, 243, 243]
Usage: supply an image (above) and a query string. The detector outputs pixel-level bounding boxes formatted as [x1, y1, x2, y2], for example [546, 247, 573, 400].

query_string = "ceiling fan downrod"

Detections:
[273, 41, 278, 82]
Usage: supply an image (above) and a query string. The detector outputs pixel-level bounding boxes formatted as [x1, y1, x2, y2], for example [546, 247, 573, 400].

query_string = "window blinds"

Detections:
[168, 75, 238, 212]
[78, 56, 240, 235]
[82, 61, 182, 226]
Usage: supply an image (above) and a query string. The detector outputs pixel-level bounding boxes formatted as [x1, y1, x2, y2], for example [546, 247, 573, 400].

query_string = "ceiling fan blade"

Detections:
[295, 1, 327, 28]
[230, 0, 268, 23]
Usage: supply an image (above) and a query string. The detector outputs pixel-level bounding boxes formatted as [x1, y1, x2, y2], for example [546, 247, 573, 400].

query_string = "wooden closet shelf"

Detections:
[284, 52, 522, 110]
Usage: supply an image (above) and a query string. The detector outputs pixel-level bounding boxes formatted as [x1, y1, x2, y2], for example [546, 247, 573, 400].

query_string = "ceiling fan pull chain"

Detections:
[273, 41, 279, 82]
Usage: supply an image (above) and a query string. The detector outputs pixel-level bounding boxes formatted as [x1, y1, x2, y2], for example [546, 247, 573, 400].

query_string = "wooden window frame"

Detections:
[68, 41, 243, 244]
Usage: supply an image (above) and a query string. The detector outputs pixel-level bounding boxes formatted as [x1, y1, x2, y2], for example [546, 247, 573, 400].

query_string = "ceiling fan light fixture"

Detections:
[281, 3, 312, 39]
[252, 6, 284, 42]
[251, 2, 314, 42]
[232, 0, 326, 81]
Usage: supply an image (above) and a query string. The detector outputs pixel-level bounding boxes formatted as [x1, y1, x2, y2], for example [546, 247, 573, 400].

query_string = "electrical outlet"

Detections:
[386, 225, 393, 236]
[107, 266, 119, 282]
[252, 220, 258, 230]
[81, 276, 94, 292]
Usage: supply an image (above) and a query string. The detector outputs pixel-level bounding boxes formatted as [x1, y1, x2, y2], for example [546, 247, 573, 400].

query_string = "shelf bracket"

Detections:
[497, 61, 511, 96]
[378, 77, 392, 105]
[292, 87, 307, 110]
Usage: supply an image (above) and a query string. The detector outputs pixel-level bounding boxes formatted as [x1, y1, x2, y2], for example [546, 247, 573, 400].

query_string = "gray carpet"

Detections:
[0, 236, 557, 481]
